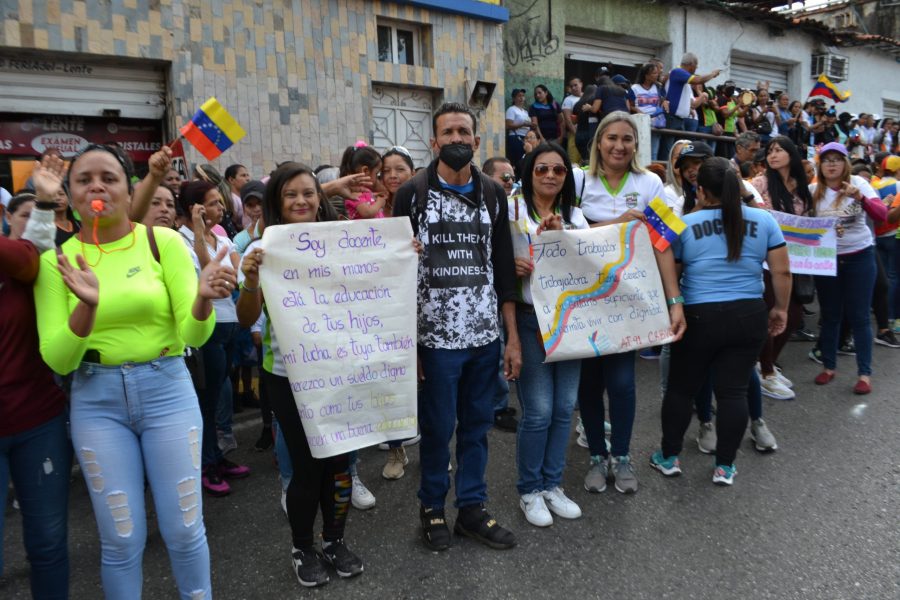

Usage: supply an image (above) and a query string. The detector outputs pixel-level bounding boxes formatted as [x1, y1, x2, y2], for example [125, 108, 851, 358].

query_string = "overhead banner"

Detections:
[770, 211, 838, 276]
[0, 115, 163, 160]
[259, 218, 418, 458]
[529, 221, 676, 362]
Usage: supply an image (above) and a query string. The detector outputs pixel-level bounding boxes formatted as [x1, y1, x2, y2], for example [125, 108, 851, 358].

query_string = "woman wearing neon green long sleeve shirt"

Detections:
[33, 144, 237, 600]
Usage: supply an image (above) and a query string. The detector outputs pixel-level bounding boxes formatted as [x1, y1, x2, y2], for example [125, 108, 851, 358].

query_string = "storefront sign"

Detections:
[0, 115, 162, 161]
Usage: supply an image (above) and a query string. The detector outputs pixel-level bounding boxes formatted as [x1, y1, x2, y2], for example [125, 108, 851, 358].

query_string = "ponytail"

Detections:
[697, 157, 745, 262]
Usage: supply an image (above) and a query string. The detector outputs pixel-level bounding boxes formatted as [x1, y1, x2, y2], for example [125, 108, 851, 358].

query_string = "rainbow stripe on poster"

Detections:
[541, 221, 640, 357]
[643, 197, 686, 252]
[807, 74, 851, 104]
[180, 98, 246, 161]
[780, 224, 828, 246]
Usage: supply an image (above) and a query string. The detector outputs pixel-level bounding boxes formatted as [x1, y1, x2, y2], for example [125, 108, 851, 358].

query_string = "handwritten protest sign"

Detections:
[529, 221, 676, 362]
[770, 211, 837, 276]
[259, 218, 418, 458]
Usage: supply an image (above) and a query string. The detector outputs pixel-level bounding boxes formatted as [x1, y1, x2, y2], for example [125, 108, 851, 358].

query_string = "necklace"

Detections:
[79, 221, 137, 267]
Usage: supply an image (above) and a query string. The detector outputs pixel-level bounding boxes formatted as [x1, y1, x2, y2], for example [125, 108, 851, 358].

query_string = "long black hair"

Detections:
[519, 142, 575, 224]
[697, 157, 745, 262]
[534, 84, 555, 105]
[338, 143, 381, 178]
[764, 136, 812, 214]
[263, 162, 337, 227]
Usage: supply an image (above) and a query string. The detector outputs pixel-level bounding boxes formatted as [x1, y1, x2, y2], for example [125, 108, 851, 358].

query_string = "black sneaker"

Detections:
[808, 347, 823, 364]
[291, 546, 329, 587]
[254, 426, 274, 451]
[838, 340, 856, 355]
[494, 408, 519, 432]
[790, 328, 817, 342]
[320, 539, 364, 578]
[454, 504, 516, 550]
[875, 330, 900, 348]
[420, 506, 451, 551]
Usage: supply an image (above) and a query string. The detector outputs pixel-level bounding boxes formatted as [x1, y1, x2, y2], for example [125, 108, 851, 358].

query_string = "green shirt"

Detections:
[35, 224, 214, 374]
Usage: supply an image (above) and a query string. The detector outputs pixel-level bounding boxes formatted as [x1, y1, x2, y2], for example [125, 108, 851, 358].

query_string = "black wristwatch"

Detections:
[35, 200, 57, 210]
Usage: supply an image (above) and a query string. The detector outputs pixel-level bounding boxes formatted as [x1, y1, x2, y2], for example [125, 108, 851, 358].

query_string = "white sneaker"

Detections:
[542, 487, 582, 519]
[576, 430, 589, 448]
[519, 491, 553, 527]
[773, 366, 793, 389]
[280, 489, 288, 517]
[351, 475, 376, 510]
[759, 374, 795, 400]
[696, 421, 717, 455]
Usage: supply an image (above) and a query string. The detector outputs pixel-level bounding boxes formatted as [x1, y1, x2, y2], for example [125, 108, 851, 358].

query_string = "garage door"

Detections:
[0, 55, 166, 119]
[883, 100, 900, 121]
[729, 54, 790, 96]
[565, 29, 659, 68]
[370, 85, 434, 170]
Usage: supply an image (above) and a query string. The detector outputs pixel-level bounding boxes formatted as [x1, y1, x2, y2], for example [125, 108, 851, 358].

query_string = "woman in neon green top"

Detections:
[33, 144, 236, 599]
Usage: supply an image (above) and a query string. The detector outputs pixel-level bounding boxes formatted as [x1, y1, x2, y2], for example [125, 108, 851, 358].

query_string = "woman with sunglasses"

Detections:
[34, 144, 235, 598]
[572, 112, 685, 495]
[809, 142, 886, 394]
[510, 142, 588, 526]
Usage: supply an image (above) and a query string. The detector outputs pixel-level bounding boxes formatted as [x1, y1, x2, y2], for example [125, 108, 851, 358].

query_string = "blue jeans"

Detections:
[514, 310, 580, 494]
[0, 413, 71, 599]
[417, 339, 500, 510]
[876, 235, 897, 321]
[684, 117, 699, 132]
[650, 130, 662, 162]
[70, 357, 210, 600]
[894, 236, 900, 321]
[577, 351, 637, 458]
[815, 247, 877, 375]
[494, 332, 510, 413]
[697, 125, 717, 153]
[200, 321, 238, 468]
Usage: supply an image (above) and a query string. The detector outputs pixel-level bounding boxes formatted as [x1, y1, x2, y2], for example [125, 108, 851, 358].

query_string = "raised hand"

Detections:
[148, 146, 174, 179]
[57, 252, 99, 307]
[32, 154, 67, 202]
[199, 245, 237, 300]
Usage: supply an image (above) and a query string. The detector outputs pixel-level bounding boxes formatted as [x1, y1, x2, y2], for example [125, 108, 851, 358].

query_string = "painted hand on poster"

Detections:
[258, 218, 418, 458]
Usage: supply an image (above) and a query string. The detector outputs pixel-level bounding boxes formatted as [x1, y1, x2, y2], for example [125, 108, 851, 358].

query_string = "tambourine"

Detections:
[739, 90, 756, 107]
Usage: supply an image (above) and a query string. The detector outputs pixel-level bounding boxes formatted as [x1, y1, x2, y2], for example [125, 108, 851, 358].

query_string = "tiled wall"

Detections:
[0, 0, 505, 174]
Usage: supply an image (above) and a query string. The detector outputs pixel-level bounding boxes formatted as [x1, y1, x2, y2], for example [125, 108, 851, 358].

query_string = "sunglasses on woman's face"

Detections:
[534, 164, 567, 176]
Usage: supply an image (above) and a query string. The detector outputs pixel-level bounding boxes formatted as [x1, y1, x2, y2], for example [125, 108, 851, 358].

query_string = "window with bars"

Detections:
[377, 20, 422, 66]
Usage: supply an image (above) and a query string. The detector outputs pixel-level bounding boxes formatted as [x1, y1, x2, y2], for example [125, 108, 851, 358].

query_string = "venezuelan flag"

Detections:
[643, 197, 686, 252]
[180, 98, 246, 161]
[807, 74, 851, 104]
[780, 224, 827, 246]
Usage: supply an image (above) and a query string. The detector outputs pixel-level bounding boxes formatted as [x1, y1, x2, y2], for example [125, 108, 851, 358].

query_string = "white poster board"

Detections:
[529, 221, 676, 362]
[770, 211, 838, 276]
[259, 218, 418, 458]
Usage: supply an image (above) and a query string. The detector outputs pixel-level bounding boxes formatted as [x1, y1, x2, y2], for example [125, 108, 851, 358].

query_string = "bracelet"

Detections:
[240, 282, 259, 293]
[667, 295, 684, 306]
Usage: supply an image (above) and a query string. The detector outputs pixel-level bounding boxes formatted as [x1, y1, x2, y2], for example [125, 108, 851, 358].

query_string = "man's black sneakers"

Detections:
[420, 506, 452, 551]
[454, 504, 516, 550]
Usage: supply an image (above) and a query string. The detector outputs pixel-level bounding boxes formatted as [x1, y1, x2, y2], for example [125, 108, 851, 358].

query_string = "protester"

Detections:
[530, 84, 563, 144]
[237, 162, 363, 587]
[339, 142, 384, 220]
[509, 142, 587, 526]
[483, 156, 517, 197]
[664, 52, 721, 157]
[572, 112, 686, 495]
[232, 180, 265, 254]
[380, 145, 415, 217]
[809, 142, 886, 394]
[139, 181, 178, 229]
[393, 102, 521, 551]
[630, 63, 667, 161]
[34, 143, 233, 598]
[574, 84, 599, 162]
[224, 163, 251, 228]
[505, 88, 532, 166]
[561, 77, 583, 164]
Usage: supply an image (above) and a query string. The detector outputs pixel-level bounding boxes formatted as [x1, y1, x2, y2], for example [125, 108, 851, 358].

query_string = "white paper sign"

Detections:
[769, 211, 838, 276]
[259, 218, 418, 458]
[530, 221, 676, 362]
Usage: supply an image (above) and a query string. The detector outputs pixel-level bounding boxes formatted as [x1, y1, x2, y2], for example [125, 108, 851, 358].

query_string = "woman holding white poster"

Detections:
[651, 157, 791, 486]
[572, 112, 685, 495]
[509, 142, 589, 526]
[236, 163, 362, 588]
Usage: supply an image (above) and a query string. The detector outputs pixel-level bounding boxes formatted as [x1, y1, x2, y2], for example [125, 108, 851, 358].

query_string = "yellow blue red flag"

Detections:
[808, 74, 851, 103]
[180, 98, 246, 161]
[643, 197, 686, 252]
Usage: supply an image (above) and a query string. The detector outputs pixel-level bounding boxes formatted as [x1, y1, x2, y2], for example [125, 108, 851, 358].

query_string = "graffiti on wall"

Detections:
[505, 0, 560, 67]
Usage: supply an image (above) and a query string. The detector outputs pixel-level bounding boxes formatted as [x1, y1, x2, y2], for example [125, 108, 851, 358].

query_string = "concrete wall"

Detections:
[0, 0, 506, 174]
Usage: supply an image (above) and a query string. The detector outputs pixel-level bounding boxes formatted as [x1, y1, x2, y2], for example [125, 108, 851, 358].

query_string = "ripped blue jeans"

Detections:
[70, 356, 211, 600]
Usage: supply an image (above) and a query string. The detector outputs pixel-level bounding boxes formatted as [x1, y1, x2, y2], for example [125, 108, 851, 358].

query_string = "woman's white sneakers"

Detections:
[520, 487, 582, 527]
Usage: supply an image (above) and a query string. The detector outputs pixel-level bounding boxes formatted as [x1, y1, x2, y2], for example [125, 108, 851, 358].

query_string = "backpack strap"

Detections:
[410, 170, 431, 237]
[146, 225, 161, 263]
[478, 173, 499, 224]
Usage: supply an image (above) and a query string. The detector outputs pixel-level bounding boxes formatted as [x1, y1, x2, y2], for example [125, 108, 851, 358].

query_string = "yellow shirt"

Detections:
[34, 224, 214, 374]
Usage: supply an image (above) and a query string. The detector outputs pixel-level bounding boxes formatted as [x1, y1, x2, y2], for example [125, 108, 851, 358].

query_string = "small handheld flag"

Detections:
[807, 75, 851, 104]
[643, 197, 686, 252]
[180, 98, 246, 161]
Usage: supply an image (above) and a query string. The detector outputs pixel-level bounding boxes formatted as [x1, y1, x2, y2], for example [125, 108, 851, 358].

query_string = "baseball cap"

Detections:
[883, 155, 900, 173]
[818, 142, 848, 157]
[825, 108, 837, 117]
[611, 74, 629, 85]
[675, 141, 714, 167]
[724, 80, 736, 88]
[240, 180, 266, 204]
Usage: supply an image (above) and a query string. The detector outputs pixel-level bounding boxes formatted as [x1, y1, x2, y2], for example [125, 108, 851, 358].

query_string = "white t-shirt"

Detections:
[506, 105, 531, 136]
[573, 168, 665, 223]
[561, 94, 579, 111]
[664, 183, 685, 217]
[178, 225, 239, 323]
[808, 175, 877, 255]
[0, 187, 11, 208]
[508, 195, 589, 305]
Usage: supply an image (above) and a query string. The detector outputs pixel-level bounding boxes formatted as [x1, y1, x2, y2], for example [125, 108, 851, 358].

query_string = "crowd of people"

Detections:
[2, 58, 900, 596]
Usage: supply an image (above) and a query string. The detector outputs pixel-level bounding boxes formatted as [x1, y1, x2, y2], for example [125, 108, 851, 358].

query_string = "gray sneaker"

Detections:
[611, 455, 638, 494]
[697, 421, 716, 454]
[584, 455, 609, 493]
[750, 419, 778, 452]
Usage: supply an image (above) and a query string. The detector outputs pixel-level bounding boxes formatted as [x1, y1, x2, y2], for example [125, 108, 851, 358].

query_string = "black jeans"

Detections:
[263, 371, 350, 548]
[661, 299, 768, 466]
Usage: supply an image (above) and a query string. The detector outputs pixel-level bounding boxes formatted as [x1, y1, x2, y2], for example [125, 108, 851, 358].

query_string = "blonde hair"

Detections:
[588, 111, 645, 179]
[812, 153, 850, 207]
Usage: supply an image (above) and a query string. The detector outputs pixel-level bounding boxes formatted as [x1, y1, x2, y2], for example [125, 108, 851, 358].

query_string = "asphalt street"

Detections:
[3, 338, 899, 599]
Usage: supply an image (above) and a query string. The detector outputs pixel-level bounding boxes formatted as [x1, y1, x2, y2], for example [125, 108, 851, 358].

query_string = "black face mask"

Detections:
[438, 143, 474, 172]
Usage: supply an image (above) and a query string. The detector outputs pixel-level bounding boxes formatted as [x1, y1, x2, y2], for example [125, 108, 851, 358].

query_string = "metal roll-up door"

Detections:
[882, 101, 900, 121]
[565, 29, 659, 68]
[729, 55, 790, 95]
[0, 57, 165, 119]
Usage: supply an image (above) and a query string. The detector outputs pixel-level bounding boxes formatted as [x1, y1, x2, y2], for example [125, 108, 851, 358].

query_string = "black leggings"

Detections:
[661, 299, 768, 466]
[872, 250, 889, 330]
[263, 371, 351, 548]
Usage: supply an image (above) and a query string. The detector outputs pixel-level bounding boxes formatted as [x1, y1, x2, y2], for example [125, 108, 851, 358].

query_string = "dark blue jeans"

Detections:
[417, 339, 500, 510]
[577, 351, 637, 458]
[815, 247, 877, 375]
[876, 235, 897, 322]
[0, 413, 71, 599]
[199, 321, 238, 468]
